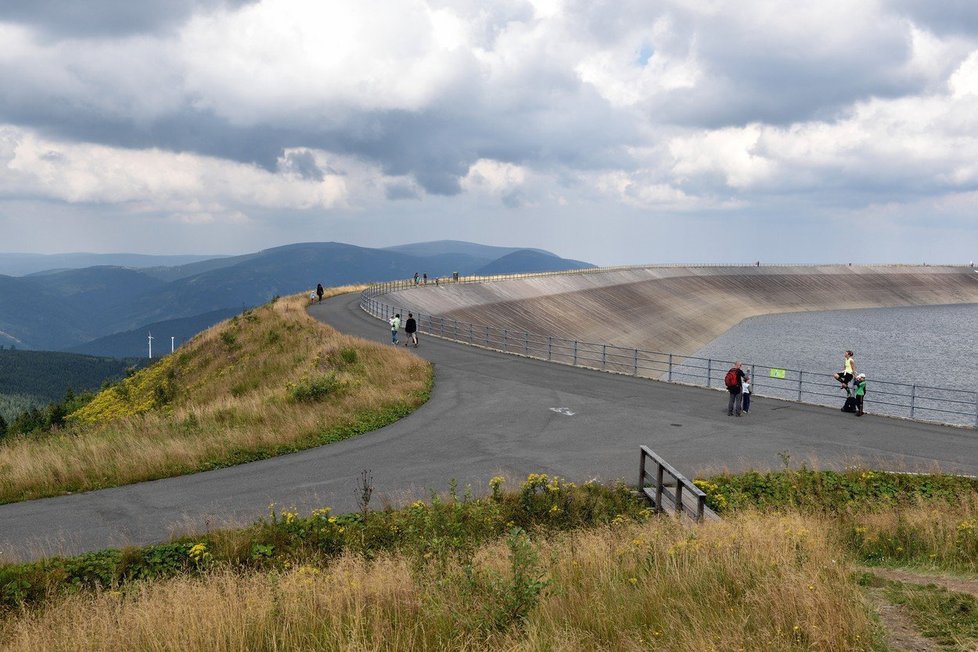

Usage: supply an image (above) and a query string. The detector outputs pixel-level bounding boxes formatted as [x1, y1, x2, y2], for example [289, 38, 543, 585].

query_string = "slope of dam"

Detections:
[387, 265, 978, 355]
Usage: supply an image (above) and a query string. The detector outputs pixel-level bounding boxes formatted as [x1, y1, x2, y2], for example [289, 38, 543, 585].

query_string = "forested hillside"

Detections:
[0, 349, 141, 420]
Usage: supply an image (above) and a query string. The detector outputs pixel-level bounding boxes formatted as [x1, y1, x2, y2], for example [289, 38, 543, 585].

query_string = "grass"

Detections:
[0, 509, 884, 651]
[7, 470, 978, 650]
[0, 287, 432, 504]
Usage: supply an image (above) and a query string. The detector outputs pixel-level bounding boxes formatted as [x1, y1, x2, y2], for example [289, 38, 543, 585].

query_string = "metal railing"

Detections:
[639, 446, 712, 522]
[360, 278, 978, 428]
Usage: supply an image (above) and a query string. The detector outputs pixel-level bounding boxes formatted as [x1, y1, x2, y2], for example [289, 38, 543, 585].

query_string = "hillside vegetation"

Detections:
[0, 288, 431, 504]
[4, 470, 978, 650]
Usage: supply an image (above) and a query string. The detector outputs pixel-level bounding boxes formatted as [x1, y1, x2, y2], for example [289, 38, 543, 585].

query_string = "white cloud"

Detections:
[0, 126, 351, 214]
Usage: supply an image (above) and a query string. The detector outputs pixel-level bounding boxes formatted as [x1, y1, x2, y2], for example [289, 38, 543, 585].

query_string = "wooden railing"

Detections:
[638, 446, 714, 522]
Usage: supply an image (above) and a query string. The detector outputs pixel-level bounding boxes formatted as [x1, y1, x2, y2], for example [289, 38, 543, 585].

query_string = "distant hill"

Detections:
[0, 349, 142, 420]
[474, 250, 595, 275]
[0, 253, 224, 277]
[0, 241, 594, 351]
[70, 308, 241, 358]
[384, 240, 552, 260]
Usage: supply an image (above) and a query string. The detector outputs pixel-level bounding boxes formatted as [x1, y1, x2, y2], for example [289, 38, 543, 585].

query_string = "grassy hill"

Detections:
[0, 288, 431, 504]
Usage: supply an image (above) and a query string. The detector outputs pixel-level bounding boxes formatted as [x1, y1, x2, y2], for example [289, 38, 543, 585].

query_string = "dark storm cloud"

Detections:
[279, 150, 324, 181]
[888, 0, 978, 36]
[0, 0, 257, 37]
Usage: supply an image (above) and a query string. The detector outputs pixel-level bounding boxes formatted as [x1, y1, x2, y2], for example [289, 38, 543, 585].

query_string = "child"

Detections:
[742, 373, 751, 415]
[853, 373, 867, 416]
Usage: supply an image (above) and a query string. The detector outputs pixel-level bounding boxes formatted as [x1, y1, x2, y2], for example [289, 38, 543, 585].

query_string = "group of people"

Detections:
[389, 313, 419, 347]
[725, 350, 868, 417]
[833, 350, 867, 416]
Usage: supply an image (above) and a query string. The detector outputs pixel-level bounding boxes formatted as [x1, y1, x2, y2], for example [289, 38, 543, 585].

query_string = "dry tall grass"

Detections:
[0, 289, 431, 504]
[0, 513, 882, 651]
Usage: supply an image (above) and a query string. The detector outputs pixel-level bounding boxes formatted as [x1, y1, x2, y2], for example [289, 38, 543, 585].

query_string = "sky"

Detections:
[1, 0, 977, 266]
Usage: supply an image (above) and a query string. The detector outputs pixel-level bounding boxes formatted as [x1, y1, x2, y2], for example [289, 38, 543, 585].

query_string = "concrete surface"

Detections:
[389, 265, 978, 354]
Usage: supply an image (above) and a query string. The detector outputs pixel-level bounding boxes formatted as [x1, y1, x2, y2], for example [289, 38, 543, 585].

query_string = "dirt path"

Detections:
[865, 587, 940, 652]
[859, 565, 978, 598]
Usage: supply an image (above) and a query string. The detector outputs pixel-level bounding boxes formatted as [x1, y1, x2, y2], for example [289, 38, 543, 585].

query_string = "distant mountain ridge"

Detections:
[1, 253, 224, 277]
[0, 241, 594, 353]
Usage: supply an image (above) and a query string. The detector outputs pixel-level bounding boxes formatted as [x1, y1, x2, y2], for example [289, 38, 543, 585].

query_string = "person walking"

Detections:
[414, 272, 420, 286]
[316, 283, 324, 302]
[404, 312, 418, 347]
[833, 350, 856, 395]
[389, 313, 401, 345]
[724, 360, 747, 416]
[422, 272, 427, 285]
[853, 373, 867, 416]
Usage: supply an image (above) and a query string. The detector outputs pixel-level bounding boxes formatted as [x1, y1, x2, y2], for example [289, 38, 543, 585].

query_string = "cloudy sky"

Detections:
[1, 0, 977, 265]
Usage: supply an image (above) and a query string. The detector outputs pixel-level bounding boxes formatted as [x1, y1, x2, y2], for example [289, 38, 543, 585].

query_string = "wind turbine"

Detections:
[148, 331, 154, 359]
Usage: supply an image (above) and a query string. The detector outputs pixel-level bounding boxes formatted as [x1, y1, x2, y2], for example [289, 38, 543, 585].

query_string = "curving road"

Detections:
[2, 292, 977, 561]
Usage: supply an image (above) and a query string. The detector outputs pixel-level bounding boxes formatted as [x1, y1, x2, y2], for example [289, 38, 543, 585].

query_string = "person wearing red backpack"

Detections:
[724, 360, 747, 417]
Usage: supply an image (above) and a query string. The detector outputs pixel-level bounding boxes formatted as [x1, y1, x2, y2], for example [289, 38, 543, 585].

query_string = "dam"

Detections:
[384, 265, 978, 356]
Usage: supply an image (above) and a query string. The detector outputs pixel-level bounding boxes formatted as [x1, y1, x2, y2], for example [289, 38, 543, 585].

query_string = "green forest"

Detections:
[0, 349, 143, 421]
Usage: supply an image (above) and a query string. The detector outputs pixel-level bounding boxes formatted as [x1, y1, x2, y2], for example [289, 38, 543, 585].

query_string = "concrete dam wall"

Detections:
[387, 265, 978, 355]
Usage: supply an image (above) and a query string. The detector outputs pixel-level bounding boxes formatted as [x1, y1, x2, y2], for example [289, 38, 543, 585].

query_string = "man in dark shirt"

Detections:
[404, 313, 418, 347]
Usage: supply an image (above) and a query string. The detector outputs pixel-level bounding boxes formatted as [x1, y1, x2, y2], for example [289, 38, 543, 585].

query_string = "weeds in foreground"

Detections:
[0, 512, 883, 652]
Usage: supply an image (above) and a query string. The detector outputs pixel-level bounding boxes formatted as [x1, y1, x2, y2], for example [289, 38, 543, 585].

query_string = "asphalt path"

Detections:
[2, 292, 977, 561]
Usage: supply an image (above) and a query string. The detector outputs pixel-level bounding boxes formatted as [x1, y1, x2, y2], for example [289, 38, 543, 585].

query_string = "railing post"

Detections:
[469, 323, 473, 343]
[440, 319, 444, 337]
[639, 449, 647, 494]
[602, 344, 606, 369]
[696, 495, 705, 522]
[485, 326, 489, 346]
[548, 336, 552, 361]
[655, 464, 664, 513]
[910, 384, 916, 419]
[798, 370, 803, 401]
[633, 349, 638, 376]
[454, 320, 458, 339]
[504, 329, 508, 351]
[668, 354, 673, 382]
[706, 359, 712, 387]
[525, 332, 529, 355]
[573, 341, 578, 366]
[675, 482, 684, 517]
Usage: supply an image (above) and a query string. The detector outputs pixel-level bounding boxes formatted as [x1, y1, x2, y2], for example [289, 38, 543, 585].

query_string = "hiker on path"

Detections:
[833, 350, 856, 395]
[853, 373, 867, 416]
[422, 273, 427, 285]
[389, 314, 401, 345]
[724, 360, 747, 417]
[414, 272, 420, 286]
[316, 283, 324, 302]
[404, 313, 418, 348]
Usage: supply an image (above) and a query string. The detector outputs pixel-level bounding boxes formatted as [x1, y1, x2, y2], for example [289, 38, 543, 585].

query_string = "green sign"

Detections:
[769, 368, 786, 379]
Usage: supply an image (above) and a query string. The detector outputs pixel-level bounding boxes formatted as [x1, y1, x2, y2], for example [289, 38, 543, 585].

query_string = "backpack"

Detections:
[724, 368, 739, 389]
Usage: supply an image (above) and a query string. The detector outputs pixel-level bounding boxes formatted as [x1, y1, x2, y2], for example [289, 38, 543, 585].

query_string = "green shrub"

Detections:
[289, 374, 343, 402]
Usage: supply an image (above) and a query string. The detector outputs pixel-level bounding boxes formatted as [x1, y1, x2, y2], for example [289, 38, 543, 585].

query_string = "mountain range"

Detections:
[0, 241, 593, 356]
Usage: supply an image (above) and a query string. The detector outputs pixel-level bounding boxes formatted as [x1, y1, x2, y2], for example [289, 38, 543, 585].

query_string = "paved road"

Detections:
[2, 292, 977, 561]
